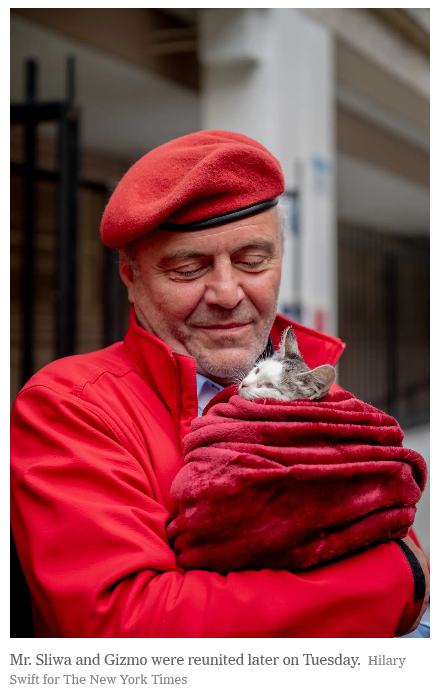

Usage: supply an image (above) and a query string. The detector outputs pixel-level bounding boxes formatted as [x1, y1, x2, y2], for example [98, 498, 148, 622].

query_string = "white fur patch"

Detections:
[239, 359, 284, 401]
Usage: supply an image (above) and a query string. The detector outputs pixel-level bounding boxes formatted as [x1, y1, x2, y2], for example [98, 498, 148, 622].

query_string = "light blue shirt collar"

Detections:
[196, 373, 224, 417]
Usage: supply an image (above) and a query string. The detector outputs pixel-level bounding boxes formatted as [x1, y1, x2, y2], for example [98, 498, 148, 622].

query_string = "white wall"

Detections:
[199, 9, 337, 334]
[338, 154, 430, 235]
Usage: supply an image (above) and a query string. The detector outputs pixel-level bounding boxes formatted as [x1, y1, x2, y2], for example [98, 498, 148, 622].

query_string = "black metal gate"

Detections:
[10, 58, 128, 637]
[338, 223, 429, 430]
[11, 58, 128, 395]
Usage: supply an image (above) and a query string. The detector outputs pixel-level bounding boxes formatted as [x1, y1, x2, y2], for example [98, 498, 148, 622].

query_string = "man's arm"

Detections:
[11, 385, 426, 638]
[396, 536, 429, 636]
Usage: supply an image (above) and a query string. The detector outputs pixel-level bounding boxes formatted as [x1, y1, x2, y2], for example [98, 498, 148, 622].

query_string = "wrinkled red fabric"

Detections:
[168, 389, 427, 572]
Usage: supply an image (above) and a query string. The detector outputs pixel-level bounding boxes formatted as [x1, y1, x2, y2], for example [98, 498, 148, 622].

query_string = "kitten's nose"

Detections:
[240, 381, 248, 389]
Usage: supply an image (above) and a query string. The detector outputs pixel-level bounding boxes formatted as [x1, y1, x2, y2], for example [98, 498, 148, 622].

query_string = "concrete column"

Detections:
[199, 8, 337, 334]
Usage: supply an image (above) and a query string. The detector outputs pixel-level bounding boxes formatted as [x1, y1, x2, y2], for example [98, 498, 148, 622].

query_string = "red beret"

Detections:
[100, 130, 285, 247]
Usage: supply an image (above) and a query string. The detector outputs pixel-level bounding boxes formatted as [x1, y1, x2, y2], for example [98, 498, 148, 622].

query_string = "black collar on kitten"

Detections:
[256, 336, 275, 363]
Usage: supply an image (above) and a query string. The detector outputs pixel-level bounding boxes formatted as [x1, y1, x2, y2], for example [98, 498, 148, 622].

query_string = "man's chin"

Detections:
[194, 349, 259, 385]
[176, 326, 273, 383]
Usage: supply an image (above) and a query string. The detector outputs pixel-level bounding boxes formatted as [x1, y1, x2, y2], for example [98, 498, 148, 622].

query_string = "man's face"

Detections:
[119, 208, 282, 385]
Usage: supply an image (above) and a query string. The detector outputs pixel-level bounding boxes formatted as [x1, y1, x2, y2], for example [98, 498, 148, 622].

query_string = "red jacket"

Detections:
[10, 309, 422, 637]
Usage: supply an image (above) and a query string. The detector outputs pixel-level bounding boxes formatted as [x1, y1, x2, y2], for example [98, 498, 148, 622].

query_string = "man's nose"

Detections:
[203, 260, 245, 309]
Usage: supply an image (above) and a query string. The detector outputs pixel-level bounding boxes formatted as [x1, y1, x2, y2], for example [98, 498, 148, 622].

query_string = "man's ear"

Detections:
[279, 326, 302, 359]
[295, 364, 336, 399]
[118, 251, 135, 304]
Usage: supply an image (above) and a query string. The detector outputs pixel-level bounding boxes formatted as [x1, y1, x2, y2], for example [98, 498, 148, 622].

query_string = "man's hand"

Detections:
[400, 535, 430, 635]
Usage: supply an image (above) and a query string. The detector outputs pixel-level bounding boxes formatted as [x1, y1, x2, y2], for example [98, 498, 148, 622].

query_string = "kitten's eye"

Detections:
[254, 367, 260, 374]
[260, 382, 274, 388]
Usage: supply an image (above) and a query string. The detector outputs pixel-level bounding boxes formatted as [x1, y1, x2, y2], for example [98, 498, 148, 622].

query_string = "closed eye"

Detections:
[259, 382, 274, 388]
[174, 268, 203, 277]
[237, 259, 267, 270]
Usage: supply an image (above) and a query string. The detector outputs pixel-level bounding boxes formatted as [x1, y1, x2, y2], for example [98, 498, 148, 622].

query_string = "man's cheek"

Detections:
[246, 286, 278, 315]
[155, 287, 202, 321]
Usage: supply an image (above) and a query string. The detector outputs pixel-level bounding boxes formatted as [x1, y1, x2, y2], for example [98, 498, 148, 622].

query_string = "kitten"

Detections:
[238, 326, 336, 402]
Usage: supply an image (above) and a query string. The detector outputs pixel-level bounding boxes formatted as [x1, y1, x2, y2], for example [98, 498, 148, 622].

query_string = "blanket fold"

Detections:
[168, 389, 427, 572]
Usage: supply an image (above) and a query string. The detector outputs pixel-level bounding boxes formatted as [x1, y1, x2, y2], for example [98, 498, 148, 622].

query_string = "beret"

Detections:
[100, 130, 285, 247]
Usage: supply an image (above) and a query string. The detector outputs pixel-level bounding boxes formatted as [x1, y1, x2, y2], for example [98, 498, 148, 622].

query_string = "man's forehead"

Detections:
[143, 207, 281, 260]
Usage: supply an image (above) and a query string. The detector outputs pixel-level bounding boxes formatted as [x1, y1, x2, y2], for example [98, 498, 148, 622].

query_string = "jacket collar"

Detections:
[124, 307, 197, 442]
[124, 306, 345, 442]
[270, 314, 345, 369]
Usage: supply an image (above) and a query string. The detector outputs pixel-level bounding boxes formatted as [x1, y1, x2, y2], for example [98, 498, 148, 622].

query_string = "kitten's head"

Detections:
[238, 326, 336, 402]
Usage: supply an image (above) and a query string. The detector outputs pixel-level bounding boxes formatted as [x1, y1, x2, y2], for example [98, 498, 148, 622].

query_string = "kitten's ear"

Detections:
[279, 326, 302, 360]
[295, 364, 336, 399]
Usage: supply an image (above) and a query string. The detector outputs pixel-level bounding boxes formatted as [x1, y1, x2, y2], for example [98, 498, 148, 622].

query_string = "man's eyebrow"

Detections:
[159, 239, 276, 266]
[232, 239, 276, 255]
[159, 250, 208, 266]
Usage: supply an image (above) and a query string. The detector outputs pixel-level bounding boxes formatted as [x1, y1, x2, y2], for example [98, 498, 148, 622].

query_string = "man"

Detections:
[11, 130, 428, 637]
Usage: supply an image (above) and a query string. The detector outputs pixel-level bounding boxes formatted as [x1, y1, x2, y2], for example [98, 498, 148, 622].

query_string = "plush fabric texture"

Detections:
[168, 389, 427, 573]
[100, 130, 285, 247]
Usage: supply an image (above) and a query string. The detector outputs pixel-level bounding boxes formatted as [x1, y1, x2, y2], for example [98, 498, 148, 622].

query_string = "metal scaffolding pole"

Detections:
[56, 57, 79, 359]
[21, 59, 37, 386]
[12, 56, 80, 376]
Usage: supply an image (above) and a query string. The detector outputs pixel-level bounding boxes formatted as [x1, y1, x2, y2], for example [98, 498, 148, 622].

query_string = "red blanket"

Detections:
[168, 389, 427, 572]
